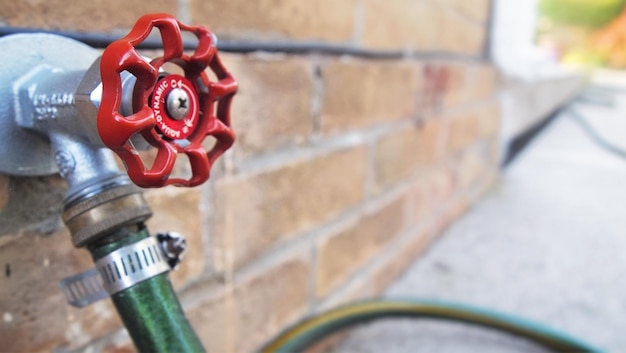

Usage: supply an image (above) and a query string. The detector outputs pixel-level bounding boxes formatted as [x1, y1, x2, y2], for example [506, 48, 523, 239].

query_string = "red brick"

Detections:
[0, 0, 177, 32]
[361, 0, 443, 51]
[222, 54, 315, 158]
[321, 60, 420, 134]
[233, 252, 311, 353]
[316, 196, 406, 297]
[370, 228, 431, 293]
[144, 188, 205, 289]
[374, 119, 446, 191]
[191, 0, 357, 43]
[213, 147, 368, 271]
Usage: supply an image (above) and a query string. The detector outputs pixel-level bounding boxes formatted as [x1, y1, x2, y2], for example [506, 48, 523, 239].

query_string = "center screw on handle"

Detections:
[166, 88, 190, 120]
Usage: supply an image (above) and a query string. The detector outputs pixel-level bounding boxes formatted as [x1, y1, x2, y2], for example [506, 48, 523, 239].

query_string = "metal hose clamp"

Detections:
[96, 236, 171, 295]
[60, 233, 186, 307]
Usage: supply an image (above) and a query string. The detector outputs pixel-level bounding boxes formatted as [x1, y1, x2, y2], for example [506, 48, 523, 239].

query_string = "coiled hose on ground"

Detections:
[260, 299, 602, 353]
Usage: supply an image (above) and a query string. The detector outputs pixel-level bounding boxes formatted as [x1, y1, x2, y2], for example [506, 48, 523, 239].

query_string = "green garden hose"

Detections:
[260, 299, 602, 353]
[90, 228, 205, 353]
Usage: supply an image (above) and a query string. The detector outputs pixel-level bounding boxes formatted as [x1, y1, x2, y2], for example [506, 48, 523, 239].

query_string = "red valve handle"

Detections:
[98, 13, 237, 187]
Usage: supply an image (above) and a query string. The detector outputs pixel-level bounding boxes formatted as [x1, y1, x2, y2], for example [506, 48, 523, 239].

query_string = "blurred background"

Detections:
[538, 0, 626, 68]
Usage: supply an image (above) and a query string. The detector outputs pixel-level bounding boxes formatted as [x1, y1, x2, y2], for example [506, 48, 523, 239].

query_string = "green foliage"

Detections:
[540, 0, 626, 28]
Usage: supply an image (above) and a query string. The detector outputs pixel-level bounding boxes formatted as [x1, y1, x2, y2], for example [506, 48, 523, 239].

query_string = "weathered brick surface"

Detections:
[321, 60, 420, 134]
[371, 228, 431, 293]
[488, 135, 501, 165]
[186, 288, 234, 353]
[100, 331, 134, 353]
[421, 64, 449, 114]
[446, 112, 481, 154]
[0, 175, 66, 237]
[455, 146, 490, 192]
[427, 166, 458, 211]
[478, 101, 501, 138]
[0, 0, 177, 32]
[191, 0, 357, 43]
[438, 195, 470, 234]
[425, 61, 496, 112]
[316, 276, 370, 312]
[361, 0, 490, 53]
[144, 188, 205, 289]
[316, 196, 406, 298]
[222, 54, 315, 159]
[470, 64, 499, 102]
[233, 252, 311, 353]
[214, 147, 368, 271]
[421, 62, 475, 114]
[361, 0, 441, 51]
[65, 301, 123, 351]
[407, 174, 437, 227]
[0, 175, 9, 210]
[441, 63, 471, 109]
[374, 119, 446, 191]
[440, 9, 487, 56]
[444, 101, 501, 157]
[0, 230, 122, 352]
[446, 0, 492, 23]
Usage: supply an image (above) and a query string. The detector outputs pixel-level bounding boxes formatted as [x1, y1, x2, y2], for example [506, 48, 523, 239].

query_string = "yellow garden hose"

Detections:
[260, 299, 602, 353]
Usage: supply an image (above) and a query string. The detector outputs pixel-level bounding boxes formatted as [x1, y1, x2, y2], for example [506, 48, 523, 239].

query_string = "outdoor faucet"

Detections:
[0, 13, 236, 246]
[0, 14, 237, 352]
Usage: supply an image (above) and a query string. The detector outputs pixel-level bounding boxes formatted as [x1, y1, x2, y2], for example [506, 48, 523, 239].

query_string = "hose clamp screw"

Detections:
[157, 232, 187, 269]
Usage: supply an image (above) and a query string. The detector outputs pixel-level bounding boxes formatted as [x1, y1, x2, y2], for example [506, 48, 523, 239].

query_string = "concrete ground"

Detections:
[336, 76, 626, 352]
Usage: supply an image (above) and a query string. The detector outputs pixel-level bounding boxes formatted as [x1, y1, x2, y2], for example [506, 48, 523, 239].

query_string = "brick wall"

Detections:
[0, 1, 500, 352]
